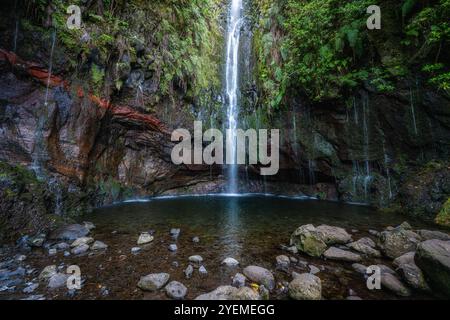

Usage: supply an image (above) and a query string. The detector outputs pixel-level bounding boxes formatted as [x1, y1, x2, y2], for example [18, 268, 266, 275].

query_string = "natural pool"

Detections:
[1, 194, 441, 300]
[76, 194, 435, 300]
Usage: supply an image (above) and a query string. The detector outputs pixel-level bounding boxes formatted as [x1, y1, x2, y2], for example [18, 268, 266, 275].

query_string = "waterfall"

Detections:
[13, 20, 19, 52]
[362, 94, 372, 202]
[225, 0, 243, 193]
[32, 30, 56, 179]
[44, 30, 56, 107]
[409, 87, 418, 136]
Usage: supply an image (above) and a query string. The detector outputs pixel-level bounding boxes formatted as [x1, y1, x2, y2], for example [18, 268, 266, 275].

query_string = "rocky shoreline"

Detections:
[1, 219, 449, 300]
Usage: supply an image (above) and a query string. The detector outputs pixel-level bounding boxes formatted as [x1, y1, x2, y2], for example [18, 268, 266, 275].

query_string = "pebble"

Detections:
[232, 273, 246, 288]
[199, 265, 208, 276]
[188, 255, 203, 264]
[131, 247, 141, 254]
[55, 242, 70, 250]
[23, 283, 39, 293]
[192, 237, 200, 243]
[222, 257, 239, 267]
[71, 244, 89, 255]
[137, 273, 170, 291]
[90, 241, 108, 251]
[137, 232, 153, 245]
[15, 255, 27, 262]
[308, 265, 320, 275]
[48, 249, 57, 256]
[165, 281, 187, 300]
[48, 273, 69, 289]
[170, 228, 181, 239]
[184, 265, 194, 279]
[168, 244, 178, 252]
[70, 237, 94, 248]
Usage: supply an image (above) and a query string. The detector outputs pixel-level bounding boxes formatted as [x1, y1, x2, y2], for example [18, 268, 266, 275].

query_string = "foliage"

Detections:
[253, 0, 450, 108]
[26, 0, 224, 106]
[436, 197, 450, 226]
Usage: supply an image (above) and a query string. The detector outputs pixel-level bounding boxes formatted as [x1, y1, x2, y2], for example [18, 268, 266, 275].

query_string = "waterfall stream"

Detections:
[225, 0, 243, 193]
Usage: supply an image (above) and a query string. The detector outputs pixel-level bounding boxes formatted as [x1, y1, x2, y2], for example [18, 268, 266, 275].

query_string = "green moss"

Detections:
[436, 198, 450, 227]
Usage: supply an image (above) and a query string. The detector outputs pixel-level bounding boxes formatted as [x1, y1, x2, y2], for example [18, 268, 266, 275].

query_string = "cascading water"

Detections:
[362, 94, 372, 201]
[225, 0, 243, 193]
[409, 87, 418, 136]
[31, 30, 56, 179]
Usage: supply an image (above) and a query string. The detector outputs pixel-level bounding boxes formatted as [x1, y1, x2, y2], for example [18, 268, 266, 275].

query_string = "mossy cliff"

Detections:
[245, 0, 450, 224]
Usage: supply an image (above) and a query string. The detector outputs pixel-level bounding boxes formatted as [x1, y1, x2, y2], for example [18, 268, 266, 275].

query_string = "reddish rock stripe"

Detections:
[0, 48, 168, 134]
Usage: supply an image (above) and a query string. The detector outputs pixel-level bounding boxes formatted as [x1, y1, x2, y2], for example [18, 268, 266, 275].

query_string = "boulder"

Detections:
[195, 285, 237, 300]
[83, 221, 95, 231]
[70, 237, 94, 247]
[346, 238, 381, 257]
[397, 263, 430, 291]
[290, 224, 327, 257]
[288, 273, 322, 300]
[275, 255, 290, 271]
[417, 230, 450, 241]
[378, 227, 421, 259]
[415, 239, 450, 296]
[48, 273, 69, 289]
[38, 265, 57, 281]
[137, 273, 170, 291]
[316, 225, 352, 245]
[381, 273, 411, 297]
[232, 286, 260, 300]
[323, 247, 362, 262]
[377, 264, 396, 275]
[90, 240, 107, 251]
[393, 252, 415, 268]
[351, 263, 368, 274]
[71, 244, 90, 255]
[165, 281, 187, 300]
[28, 234, 46, 247]
[243, 266, 275, 291]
